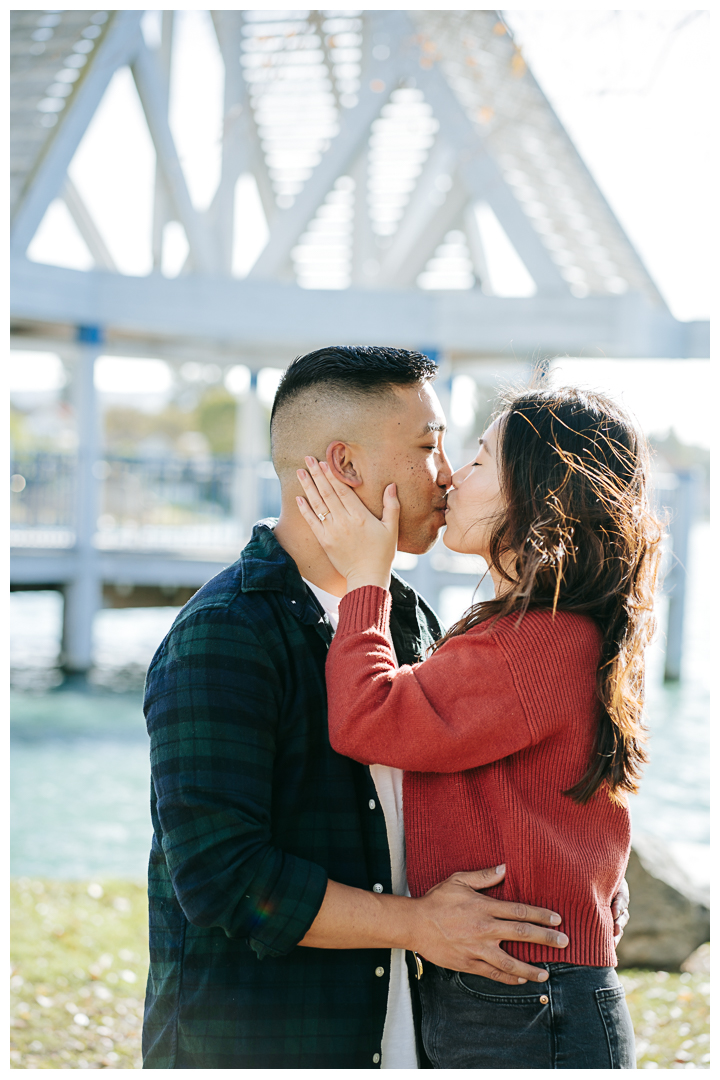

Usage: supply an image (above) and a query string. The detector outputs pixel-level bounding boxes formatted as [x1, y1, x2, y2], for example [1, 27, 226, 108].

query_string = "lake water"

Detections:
[10, 524, 710, 884]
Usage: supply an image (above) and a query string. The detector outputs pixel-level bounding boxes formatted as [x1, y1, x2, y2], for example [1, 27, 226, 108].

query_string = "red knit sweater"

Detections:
[326, 586, 631, 967]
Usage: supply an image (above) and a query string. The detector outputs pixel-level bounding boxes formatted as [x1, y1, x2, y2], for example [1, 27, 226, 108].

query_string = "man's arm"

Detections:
[299, 865, 567, 985]
[146, 601, 611, 983]
[145, 604, 329, 960]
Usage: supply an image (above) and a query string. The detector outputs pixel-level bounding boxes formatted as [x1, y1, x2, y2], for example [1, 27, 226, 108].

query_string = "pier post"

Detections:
[61, 328, 103, 674]
[664, 470, 698, 682]
[233, 371, 265, 541]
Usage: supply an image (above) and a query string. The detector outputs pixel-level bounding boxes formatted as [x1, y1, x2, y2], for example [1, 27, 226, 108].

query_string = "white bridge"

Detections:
[10, 10, 705, 675]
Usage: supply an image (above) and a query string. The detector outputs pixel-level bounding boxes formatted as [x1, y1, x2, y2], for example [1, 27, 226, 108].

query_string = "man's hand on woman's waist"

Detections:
[299, 864, 567, 985]
[409, 865, 566, 983]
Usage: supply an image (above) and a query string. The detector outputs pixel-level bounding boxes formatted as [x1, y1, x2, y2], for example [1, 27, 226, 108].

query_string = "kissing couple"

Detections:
[143, 345, 659, 1069]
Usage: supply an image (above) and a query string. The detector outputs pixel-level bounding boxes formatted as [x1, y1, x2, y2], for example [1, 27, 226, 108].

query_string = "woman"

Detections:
[295, 386, 662, 1069]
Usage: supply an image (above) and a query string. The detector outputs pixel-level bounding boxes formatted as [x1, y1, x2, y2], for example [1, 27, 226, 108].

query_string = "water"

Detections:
[11, 693, 149, 879]
[10, 524, 710, 882]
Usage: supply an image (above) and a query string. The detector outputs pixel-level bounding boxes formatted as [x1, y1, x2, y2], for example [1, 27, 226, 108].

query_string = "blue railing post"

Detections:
[61, 327, 104, 674]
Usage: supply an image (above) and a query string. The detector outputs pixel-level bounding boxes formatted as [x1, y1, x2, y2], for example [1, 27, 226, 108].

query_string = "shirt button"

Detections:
[539, 994, 549, 1005]
[373, 1053, 381, 1064]
[372, 883, 383, 893]
[375, 966, 385, 977]
[368, 799, 376, 810]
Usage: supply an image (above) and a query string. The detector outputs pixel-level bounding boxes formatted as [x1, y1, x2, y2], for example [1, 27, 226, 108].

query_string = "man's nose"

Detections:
[437, 448, 453, 487]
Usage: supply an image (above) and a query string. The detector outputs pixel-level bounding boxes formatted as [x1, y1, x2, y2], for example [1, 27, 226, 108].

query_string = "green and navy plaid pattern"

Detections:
[142, 521, 442, 1069]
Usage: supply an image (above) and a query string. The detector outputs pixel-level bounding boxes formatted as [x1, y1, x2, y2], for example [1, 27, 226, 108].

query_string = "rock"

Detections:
[616, 833, 710, 970]
[680, 942, 710, 975]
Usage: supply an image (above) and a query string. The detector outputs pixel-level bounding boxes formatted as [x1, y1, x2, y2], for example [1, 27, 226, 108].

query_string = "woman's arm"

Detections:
[327, 585, 535, 772]
[293, 458, 540, 772]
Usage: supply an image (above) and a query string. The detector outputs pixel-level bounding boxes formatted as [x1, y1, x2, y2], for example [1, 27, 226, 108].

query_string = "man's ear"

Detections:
[326, 441, 362, 487]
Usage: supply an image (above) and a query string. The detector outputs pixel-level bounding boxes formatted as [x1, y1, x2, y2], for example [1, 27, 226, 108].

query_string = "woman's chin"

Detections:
[442, 528, 462, 553]
[442, 525, 486, 559]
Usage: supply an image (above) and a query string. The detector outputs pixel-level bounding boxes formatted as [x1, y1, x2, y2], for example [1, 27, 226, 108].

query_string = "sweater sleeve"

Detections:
[326, 585, 536, 773]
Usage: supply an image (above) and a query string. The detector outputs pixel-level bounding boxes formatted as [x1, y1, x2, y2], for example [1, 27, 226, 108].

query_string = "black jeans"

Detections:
[418, 962, 636, 1069]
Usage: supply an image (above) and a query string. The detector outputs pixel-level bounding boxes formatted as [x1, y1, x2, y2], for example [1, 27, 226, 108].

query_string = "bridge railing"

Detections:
[10, 453, 282, 549]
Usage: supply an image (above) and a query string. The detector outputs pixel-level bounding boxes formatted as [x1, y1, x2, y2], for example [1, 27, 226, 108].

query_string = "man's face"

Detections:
[346, 382, 452, 555]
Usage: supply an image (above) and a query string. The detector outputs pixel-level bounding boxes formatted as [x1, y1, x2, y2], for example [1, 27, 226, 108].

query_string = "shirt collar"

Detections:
[237, 518, 420, 618]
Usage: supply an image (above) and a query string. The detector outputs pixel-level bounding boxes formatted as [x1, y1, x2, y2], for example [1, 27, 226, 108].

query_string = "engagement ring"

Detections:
[317, 512, 329, 522]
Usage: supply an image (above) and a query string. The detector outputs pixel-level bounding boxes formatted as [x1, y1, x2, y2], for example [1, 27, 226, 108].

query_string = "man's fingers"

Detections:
[453, 865, 506, 891]
[494, 920, 568, 949]
[483, 896, 563, 928]
[614, 908, 630, 931]
[460, 960, 531, 986]
[612, 877, 630, 918]
[472, 947, 550, 983]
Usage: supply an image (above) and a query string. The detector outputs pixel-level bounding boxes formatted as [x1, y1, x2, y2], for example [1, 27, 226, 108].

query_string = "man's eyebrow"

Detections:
[419, 421, 446, 435]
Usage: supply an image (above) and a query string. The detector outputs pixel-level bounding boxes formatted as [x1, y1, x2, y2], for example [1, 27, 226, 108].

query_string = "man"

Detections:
[142, 346, 628, 1068]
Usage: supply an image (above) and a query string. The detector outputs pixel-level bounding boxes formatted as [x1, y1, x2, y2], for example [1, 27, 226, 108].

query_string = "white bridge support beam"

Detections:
[61, 337, 103, 673]
[62, 178, 118, 272]
[374, 139, 458, 287]
[150, 11, 174, 273]
[248, 12, 409, 280]
[10, 258, 709, 359]
[10, 11, 144, 254]
[131, 42, 217, 274]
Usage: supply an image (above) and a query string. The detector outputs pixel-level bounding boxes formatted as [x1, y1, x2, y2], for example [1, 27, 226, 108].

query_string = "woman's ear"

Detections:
[326, 441, 362, 487]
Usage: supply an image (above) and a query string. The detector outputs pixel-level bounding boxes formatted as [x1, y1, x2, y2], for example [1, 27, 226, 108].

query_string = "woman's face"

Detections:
[443, 416, 505, 560]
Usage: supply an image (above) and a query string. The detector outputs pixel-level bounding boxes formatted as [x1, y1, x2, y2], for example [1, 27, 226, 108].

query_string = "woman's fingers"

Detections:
[316, 459, 359, 504]
[296, 494, 326, 537]
[296, 469, 331, 522]
[381, 483, 400, 534]
[312, 457, 372, 520]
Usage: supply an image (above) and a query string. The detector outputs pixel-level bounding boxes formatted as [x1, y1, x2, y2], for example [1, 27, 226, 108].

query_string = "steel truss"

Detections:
[10, 9, 708, 360]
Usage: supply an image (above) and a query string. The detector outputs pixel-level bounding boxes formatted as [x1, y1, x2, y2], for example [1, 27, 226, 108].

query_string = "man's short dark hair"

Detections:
[271, 345, 438, 425]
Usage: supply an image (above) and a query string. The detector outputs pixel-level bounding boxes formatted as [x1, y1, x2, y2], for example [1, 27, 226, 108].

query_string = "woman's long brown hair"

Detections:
[432, 385, 663, 806]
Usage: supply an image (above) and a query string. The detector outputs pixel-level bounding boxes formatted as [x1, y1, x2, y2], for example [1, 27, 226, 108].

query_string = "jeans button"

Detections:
[539, 994, 549, 1005]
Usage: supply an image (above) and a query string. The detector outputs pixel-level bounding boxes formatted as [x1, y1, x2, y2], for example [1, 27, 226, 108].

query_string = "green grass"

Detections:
[10, 879, 710, 1069]
[11, 879, 147, 1069]
[619, 969, 710, 1069]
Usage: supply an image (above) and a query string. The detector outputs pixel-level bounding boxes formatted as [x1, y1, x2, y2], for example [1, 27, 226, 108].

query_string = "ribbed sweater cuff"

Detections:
[337, 585, 391, 638]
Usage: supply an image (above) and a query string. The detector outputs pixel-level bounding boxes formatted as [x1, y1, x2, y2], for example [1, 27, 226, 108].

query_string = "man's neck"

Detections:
[274, 505, 348, 598]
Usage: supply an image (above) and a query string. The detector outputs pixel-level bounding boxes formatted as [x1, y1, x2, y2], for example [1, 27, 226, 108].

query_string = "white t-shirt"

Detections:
[303, 579, 419, 1070]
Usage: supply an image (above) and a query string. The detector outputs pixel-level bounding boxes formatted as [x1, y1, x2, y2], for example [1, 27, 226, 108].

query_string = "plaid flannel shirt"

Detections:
[142, 521, 442, 1068]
